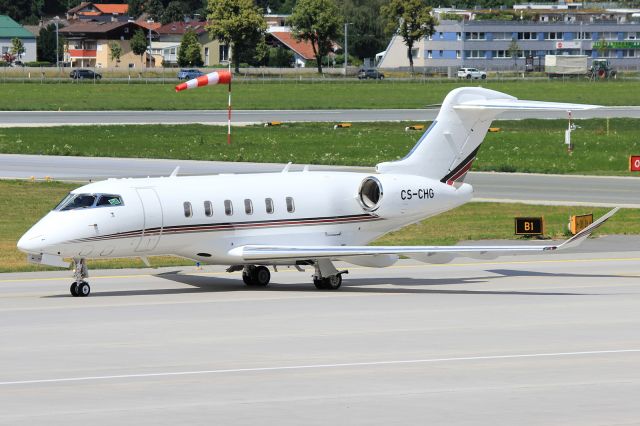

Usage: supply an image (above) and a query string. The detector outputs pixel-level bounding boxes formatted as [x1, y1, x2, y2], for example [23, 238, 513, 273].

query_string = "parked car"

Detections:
[457, 67, 486, 79]
[357, 68, 385, 80]
[177, 69, 204, 80]
[69, 69, 102, 80]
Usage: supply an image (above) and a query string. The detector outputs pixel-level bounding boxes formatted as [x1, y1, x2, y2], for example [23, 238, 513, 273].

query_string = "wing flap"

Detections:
[228, 209, 618, 262]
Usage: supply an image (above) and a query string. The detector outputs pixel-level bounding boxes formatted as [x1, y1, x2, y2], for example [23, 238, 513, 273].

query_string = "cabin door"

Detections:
[135, 188, 163, 252]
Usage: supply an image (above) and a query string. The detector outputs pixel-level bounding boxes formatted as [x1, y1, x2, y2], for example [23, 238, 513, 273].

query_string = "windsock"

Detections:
[175, 70, 232, 92]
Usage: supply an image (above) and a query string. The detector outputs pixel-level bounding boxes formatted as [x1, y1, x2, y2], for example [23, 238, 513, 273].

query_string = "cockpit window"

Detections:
[96, 194, 123, 207]
[55, 193, 124, 211]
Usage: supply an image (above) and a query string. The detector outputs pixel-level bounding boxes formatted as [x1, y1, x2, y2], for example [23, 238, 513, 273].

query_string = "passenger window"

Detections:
[224, 200, 233, 216]
[244, 199, 253, 215]
[96, 194, 123, 207]
[286, 197, 295, 213]
[265, 198, 274, 214]
[204, 200, 213, 217]
[183, 201, 192, 218]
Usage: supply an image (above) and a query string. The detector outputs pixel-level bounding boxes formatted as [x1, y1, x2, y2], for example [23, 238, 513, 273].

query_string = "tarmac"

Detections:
[1, 237, 639, 425]
[0, 106, 639, 127]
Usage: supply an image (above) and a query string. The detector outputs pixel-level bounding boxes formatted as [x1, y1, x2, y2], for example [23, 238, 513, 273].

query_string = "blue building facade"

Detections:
[379, 9, 640, 71]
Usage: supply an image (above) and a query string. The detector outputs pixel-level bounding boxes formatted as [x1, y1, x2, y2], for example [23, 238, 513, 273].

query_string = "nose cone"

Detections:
[17, 230, 46, 254]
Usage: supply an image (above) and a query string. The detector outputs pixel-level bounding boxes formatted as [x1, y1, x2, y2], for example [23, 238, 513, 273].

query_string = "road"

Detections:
[1, 244, 639, 425]
[1, 106, 639, 127]
[1, 154, 638, 207]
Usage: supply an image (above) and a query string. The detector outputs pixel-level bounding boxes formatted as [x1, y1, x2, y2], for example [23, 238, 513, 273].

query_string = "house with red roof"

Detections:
[59, 20, 158, 68]
[67, 2, 129, 22]
[266, 27, 339, 68]
[156, 21, 226, 66]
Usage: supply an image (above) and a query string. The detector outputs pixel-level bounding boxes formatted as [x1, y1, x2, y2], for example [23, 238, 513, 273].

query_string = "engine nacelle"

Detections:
[357, 174, 472, 219]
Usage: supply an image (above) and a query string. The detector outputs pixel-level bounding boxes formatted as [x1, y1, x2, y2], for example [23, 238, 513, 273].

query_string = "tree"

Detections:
[289, 0, 342, 74]
[267, 46, 294, 67]
[341, 0, 387, 61]
[37, 23, 64, 64]
[146, 0, 165, 22]
[177, 28, 203, 66]
[128, 0, 145, 19]
[381, 0, 437, 75]
[130, 29, 149, 67]
[161, 1, 186, 24]
[10, 38, 25, 61]
[207, 0, 267, 73]
[508, 39, 520, 69]
[110, 41, 123, 66]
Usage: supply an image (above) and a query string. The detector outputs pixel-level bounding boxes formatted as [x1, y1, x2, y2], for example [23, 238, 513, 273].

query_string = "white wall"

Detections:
[0, 38, 36, 62]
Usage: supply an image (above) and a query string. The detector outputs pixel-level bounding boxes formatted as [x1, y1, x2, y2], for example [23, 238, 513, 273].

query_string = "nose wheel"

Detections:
[70, 258, 90, 297]
[70, 281, 90, 297]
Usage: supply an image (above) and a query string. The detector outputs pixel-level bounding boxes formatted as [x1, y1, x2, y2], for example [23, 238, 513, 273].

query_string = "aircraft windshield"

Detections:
[55, 193, 123, 211]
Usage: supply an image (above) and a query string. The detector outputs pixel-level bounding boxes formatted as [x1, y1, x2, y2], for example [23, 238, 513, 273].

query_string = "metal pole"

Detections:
[227, 59, 231, 145]
[55, 17, 59, 69]
[148, 29, 152, 68]
[344, 23, 349, 76]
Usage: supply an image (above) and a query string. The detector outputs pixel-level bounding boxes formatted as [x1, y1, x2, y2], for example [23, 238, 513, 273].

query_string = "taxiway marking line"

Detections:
[1, 256, 640, 283]
[1, 349, 638, 386]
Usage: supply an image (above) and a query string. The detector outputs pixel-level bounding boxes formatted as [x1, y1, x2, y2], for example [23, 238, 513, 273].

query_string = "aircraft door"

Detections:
[135, 188, 163, 252]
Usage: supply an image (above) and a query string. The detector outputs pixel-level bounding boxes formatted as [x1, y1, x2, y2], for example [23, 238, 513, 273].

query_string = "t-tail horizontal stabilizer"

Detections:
[228, 208, 618, 263]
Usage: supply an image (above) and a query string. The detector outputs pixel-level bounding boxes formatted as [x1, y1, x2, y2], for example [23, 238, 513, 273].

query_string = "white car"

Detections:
[458, 68, 487, 80]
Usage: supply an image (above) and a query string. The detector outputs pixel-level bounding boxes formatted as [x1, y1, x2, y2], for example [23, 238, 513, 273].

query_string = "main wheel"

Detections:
[254, 266, 271, 286]
[242, 272, 253, 285]
[77, 281, 90, 297]
[70, 282, 79, 297]
[314, 275, 342, 290]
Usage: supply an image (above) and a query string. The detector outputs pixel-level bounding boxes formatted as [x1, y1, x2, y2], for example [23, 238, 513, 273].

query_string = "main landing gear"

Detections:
[312, 259, 348, 290]
[242, 265, 271, 287]
[70, 258, 90, 297]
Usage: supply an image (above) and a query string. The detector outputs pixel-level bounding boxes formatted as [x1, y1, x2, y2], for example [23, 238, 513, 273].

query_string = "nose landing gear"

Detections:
[70, 258, 90, 297]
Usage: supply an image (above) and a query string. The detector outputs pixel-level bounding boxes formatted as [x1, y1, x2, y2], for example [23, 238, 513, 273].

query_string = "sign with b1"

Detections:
[515, 217, 544, 236]
[630, 156, 640, 172]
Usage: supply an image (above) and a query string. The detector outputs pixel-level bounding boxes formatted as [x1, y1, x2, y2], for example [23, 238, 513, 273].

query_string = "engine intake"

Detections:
[358, 176, 383, 212]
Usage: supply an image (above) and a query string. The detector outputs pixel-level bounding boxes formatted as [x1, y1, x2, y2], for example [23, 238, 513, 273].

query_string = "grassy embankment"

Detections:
[1, 119, 639, 175]
[2, 180, 638, 273]
[0, 80, 639, 110]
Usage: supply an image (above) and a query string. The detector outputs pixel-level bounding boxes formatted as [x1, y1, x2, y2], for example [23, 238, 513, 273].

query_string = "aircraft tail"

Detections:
[376, 87, 598, 186]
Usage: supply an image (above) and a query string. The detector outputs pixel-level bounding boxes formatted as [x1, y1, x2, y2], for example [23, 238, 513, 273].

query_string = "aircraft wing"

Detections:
[228, 208, 618, 262]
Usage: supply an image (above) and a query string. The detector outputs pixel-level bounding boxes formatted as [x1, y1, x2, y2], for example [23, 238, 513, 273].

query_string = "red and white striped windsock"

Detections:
[175, 70, 232, 92]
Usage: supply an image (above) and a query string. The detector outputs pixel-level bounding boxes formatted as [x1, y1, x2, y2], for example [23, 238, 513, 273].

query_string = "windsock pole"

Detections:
[227, 60, 232, 145]
[175, 70, 233, 144]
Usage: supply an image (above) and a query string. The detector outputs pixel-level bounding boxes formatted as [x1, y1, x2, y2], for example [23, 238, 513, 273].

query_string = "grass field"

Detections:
[1, 119, 639, 175]
[2, 179, 637, 273]
[1, 80, 639, 110]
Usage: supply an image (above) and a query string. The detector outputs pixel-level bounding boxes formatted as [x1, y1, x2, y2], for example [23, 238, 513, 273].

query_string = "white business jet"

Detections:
[17, 86, 616, 297]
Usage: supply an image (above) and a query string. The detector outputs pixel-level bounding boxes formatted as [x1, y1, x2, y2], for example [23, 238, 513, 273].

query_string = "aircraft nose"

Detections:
[17, 232, 46, 253]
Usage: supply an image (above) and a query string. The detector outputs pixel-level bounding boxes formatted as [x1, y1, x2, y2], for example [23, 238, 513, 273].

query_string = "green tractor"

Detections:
[588, 59, 617, 80]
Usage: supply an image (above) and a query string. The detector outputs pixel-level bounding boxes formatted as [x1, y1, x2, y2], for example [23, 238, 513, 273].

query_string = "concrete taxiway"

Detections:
[0, 106, 639, 127]
[1, 239, 639, 425]
[2, 154, 638, 207]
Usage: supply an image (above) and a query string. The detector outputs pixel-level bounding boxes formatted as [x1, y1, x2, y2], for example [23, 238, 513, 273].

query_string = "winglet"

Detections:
[550, 207, 619, 251]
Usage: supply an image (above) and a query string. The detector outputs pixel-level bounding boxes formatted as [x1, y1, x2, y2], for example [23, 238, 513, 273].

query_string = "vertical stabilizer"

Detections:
[376, 87, 597, 186]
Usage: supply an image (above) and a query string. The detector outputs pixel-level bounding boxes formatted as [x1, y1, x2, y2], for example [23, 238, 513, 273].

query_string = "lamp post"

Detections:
[344, 22, 351, 76]
[54, 16, 60, 69]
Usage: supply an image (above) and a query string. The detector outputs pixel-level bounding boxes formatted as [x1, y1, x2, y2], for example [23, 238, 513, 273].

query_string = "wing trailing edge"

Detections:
[228, 208, 618, 262]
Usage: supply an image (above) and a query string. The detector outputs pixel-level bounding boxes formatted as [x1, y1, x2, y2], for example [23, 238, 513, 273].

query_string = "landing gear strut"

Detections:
[242, 265, 271, 287]
[70, 258, 90, 297]
[313, 259, 347, 290]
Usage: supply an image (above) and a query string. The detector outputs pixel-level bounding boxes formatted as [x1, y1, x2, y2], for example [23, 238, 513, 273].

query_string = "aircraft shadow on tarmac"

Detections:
[44, 267, 628, 298]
